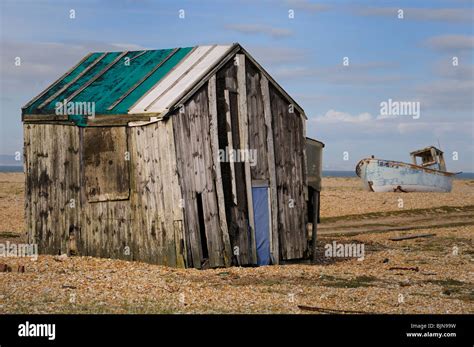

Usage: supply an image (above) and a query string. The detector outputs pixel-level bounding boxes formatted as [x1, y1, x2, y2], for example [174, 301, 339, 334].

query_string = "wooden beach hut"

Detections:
[22, 43, 318, 268]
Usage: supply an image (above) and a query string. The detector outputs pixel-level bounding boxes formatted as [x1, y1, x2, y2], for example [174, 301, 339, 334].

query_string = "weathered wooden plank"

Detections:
[224, 89, 238, 205]
[208, 75, 232, 266]
[236, 53, 257, 265]
[157, 119, 178, 266]
[164, 118, 187, 267]
[173, 98, 203, 268]
[260, 75, 279, 264]
[246, 60, 268, 180]
[22, 114, 69, 121]
[173, 110, 196, 267]
[197, 88, 224, 268]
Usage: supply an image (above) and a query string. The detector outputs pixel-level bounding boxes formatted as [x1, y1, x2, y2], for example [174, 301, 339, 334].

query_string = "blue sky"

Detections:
[1, 0, 473, 171]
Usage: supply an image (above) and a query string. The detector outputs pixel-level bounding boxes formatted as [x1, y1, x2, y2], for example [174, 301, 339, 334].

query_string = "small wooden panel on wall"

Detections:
[83, 127, 130, 202]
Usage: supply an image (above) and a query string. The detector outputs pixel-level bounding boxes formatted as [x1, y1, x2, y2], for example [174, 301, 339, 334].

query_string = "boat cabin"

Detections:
[410, 146, 446, 171]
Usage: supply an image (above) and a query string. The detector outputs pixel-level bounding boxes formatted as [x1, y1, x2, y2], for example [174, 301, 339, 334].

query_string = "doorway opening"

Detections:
[196, 192, 209, 260]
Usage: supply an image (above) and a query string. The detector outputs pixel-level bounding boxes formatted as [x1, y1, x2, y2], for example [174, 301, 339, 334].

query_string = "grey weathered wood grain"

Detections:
[260, 74, 279, 264]
[236, 53, 257, 265]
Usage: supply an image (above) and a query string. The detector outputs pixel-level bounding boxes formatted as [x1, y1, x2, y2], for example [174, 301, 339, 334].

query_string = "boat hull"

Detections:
[356, 159, 454, 193]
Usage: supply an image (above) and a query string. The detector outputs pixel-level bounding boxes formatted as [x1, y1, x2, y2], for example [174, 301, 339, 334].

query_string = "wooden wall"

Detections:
[171, 83, 231, 269]
[215, 59, 254, 266]
[24, 124, 82, 255]
[24, 120, 186, 267]
[128, 121, 185, 267]
[269, 86, 308, 260]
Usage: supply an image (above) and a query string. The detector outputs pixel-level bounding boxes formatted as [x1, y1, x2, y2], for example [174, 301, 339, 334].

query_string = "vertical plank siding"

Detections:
[216, 60, 252, 266]
[24, 124, 82, 255]
[129, 120, 185, 266]
[24, 121, 185, 266]
[208, 75, 232, 267]
[236, 54, 257, 265]
[260, 74, 279, 264]
[172, 85, 231, 268]
[245, 60, 269, 181]
[269, 86, 308, 260]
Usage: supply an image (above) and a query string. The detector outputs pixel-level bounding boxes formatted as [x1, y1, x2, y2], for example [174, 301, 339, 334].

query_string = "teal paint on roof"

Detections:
[23, 52, 102, 114]
[23, 47, 194, 116]
[68, 114, 88, 127]
[41, 51, 122, 113]
[111, 47, 193, 114]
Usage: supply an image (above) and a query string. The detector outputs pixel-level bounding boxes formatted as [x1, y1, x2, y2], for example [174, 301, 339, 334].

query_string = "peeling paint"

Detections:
[356, 147, 455, 192]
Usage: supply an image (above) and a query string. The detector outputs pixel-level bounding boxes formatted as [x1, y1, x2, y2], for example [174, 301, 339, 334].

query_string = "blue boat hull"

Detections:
[356, 159, 454, 192]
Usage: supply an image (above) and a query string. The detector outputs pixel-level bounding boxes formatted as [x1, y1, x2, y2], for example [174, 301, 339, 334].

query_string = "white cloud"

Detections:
[314, 109, 373, 123]
[415, 79, 474, 111]
[425, 35, 474, 52]
[433, 60, 474, 81]
[397, 121, 473, 138]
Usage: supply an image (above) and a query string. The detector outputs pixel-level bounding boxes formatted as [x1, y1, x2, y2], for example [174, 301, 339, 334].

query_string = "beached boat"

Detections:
[356, 146, 456, 192]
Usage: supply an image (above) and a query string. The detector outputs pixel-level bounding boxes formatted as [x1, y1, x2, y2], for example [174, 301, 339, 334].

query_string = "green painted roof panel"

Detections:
[23, 52, 102, 114]
[112, 47, 193, 114]
[76, 49, 172, 114]
[23, 47, 194, 116]
[40, 51, 122, 113]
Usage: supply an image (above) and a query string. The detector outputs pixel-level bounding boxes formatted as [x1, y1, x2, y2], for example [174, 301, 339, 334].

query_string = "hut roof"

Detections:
[22, 43, 306, 124]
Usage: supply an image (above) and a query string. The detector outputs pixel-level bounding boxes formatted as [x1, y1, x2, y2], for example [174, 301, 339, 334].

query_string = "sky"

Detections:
[0, 0, 473, 172]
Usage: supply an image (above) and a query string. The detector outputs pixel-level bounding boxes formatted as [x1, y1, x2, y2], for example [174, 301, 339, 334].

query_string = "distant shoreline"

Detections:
[322, 170, 474, 180]
[2, 166, 473, 179]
